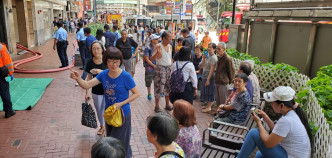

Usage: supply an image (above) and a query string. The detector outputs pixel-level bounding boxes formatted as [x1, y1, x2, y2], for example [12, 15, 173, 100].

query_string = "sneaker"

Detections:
[161, 93, 164, 97]
[5, 111, 16, 118]
[147, 94, 152, 100]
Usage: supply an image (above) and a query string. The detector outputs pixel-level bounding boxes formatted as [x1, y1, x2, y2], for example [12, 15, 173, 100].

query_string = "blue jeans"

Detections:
[0, 78, 13, 112]
[237, 128, 288, 158]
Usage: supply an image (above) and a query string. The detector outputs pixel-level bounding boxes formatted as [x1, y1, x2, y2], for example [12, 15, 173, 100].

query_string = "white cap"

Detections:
[128, 34, 133, 38]
[150, 34, 160, 40]
[263, 86, 296, 102]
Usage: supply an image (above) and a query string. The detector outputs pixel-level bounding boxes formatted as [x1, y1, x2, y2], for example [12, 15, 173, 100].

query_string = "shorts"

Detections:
[145, 71, 154, 87]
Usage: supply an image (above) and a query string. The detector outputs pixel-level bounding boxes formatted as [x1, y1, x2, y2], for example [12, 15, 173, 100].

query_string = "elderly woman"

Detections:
[173, 100, 202, 158]
[170, 47, 197, 104]
[146, 112, 185, 158]
[84, 41, 107, 135]
[214, 73, 252, 126]
[237, 86, 312, 158]
[70, 47, 140, 158]
[200, 43, 218, 113]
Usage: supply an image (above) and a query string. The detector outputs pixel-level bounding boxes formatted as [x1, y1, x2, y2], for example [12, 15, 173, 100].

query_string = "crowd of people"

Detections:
[56, 18, 313, 158]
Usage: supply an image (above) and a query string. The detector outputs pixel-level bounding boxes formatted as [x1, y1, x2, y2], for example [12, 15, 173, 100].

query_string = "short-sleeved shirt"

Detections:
[85, 59, 107, 95]
[175, 125, 202, 158]
[228, 90, 252, 124]
[202, 54, 217, 79]
[202, 36, 212, 48]
[233, 79, 254, 101]
[189, 32, 196, 42]
[96, 70, 136, 116]
[113, 31, 121, 46]
[159, 142, 186, 158]
[155, 32, 162, 36]
[86, 35, 97, 49]
[76, 28, 86, 41]
[144, 44, 156, 72]
[116, 37, 138, 60]
[54, 27, 67, 42]
[103, 31, 115, 48]
[272, 110, 311, 158]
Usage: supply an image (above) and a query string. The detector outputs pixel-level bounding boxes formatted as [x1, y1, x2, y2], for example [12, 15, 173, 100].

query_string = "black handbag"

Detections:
[81, 101, 98, 129]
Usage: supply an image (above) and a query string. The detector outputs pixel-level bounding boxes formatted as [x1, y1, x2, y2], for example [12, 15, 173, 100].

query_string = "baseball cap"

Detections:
[263, 86, 295, 102]
[150, 34, 160, 40]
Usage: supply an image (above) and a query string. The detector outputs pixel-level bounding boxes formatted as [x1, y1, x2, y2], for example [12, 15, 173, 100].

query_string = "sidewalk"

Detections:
[0, 33, 214, 158]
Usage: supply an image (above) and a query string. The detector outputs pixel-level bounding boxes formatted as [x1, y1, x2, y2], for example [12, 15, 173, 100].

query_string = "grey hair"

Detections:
[121, 29, 127, 34]
[243, 60, 255, 69]
[218, 42, 227, 49]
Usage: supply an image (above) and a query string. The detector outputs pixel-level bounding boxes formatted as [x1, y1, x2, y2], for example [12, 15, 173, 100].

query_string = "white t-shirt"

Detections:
[272, 110, 311, 158]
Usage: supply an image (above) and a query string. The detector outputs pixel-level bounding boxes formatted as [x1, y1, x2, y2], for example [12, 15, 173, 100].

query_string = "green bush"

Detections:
[226, 49, 261, 65]
[261, 62, 299, 73]
[86, 23, 104, 36]
[297, 64, 332, 130]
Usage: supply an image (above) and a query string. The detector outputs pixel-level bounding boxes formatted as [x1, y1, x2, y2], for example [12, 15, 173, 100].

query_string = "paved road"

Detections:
[0, 33, 214, 158]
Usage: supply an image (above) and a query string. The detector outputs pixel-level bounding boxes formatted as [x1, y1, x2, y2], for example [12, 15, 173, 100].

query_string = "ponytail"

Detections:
[276, 100, 313, 149]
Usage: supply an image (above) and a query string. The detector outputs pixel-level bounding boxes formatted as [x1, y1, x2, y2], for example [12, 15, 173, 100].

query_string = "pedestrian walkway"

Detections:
[0, 33, 214, 158]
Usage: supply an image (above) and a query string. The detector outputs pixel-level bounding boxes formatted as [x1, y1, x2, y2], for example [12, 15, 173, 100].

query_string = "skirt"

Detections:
[200, 77, 216, 102]
[105, 113, 132, 158]
[170, 82, 194, 104]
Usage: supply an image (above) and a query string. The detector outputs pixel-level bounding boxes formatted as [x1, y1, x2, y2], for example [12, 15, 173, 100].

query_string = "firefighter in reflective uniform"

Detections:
[0, 42, 16, 118]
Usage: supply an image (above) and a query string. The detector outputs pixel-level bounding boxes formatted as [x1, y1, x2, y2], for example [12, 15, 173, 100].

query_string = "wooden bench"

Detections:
[201, 99, 266, 157]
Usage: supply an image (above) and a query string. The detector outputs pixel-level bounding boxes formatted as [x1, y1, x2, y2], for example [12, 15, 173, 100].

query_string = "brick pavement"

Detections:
[0, 33, 214, 158]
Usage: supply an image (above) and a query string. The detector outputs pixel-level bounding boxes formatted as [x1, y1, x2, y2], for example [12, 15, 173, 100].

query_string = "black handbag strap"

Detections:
[158, 151, 183, 158]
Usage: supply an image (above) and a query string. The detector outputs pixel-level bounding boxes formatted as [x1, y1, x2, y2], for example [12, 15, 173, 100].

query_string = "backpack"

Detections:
[170, 61, 190, 93]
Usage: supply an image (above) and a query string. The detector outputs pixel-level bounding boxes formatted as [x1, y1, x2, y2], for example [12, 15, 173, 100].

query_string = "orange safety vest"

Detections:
[0, 42, 14, 75]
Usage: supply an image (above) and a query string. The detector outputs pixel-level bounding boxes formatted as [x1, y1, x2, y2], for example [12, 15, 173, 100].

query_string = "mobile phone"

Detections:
[250, 107, 262, 118]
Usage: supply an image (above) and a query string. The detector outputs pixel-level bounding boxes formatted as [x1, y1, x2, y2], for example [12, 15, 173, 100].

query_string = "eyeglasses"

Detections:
[92, 47, 102, 51]
[107, 60, 121, 65]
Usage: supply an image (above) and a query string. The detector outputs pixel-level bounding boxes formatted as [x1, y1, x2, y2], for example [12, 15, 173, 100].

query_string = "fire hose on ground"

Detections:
[13, 41, 77, 73]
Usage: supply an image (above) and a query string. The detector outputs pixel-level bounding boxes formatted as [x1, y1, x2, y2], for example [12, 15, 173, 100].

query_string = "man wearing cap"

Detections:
[143, 34, 159, 100]
[238, 86, 312, 158]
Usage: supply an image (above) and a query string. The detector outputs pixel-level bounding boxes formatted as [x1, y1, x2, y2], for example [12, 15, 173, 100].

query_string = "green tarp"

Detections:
[0, 78, 53, 111]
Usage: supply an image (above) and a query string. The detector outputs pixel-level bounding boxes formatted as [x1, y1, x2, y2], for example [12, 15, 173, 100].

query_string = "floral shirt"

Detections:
[159, 142, 186, 158]
[229, 90, 252, 124]
[175, 126, 202, 158]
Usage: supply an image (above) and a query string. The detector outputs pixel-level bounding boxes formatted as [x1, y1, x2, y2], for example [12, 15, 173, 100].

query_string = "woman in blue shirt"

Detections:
[70, 47, 140, 158]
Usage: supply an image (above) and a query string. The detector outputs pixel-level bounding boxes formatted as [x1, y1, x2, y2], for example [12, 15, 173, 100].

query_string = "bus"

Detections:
[125, 15, 152, 27]
[151, 14, 198, 32]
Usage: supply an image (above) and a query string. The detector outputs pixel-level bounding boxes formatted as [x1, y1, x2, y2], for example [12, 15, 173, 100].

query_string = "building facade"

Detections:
[0, 0, 81, 54]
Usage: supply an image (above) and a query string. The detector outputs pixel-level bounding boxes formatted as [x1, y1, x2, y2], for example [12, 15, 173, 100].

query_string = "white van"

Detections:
[125, 15, 152, 26]
[151, 14, 198, 32]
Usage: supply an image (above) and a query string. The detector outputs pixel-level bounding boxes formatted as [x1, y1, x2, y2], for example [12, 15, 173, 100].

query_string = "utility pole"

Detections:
[216, 0, 220, 35]
[232, 0, 236, 24]
[94, 0, 97, 22]
[137, 0, 141, 15]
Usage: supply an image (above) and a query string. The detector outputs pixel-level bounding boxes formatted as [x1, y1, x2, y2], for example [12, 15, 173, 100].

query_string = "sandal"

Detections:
[202, 108, 211, 113]
[97, 126, 105, 135]
[164, 106, 173, 111]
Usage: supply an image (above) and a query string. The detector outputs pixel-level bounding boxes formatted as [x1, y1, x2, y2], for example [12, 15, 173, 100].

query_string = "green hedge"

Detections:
[296, 65, 332, 131]
[226, 49, 331, 133]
